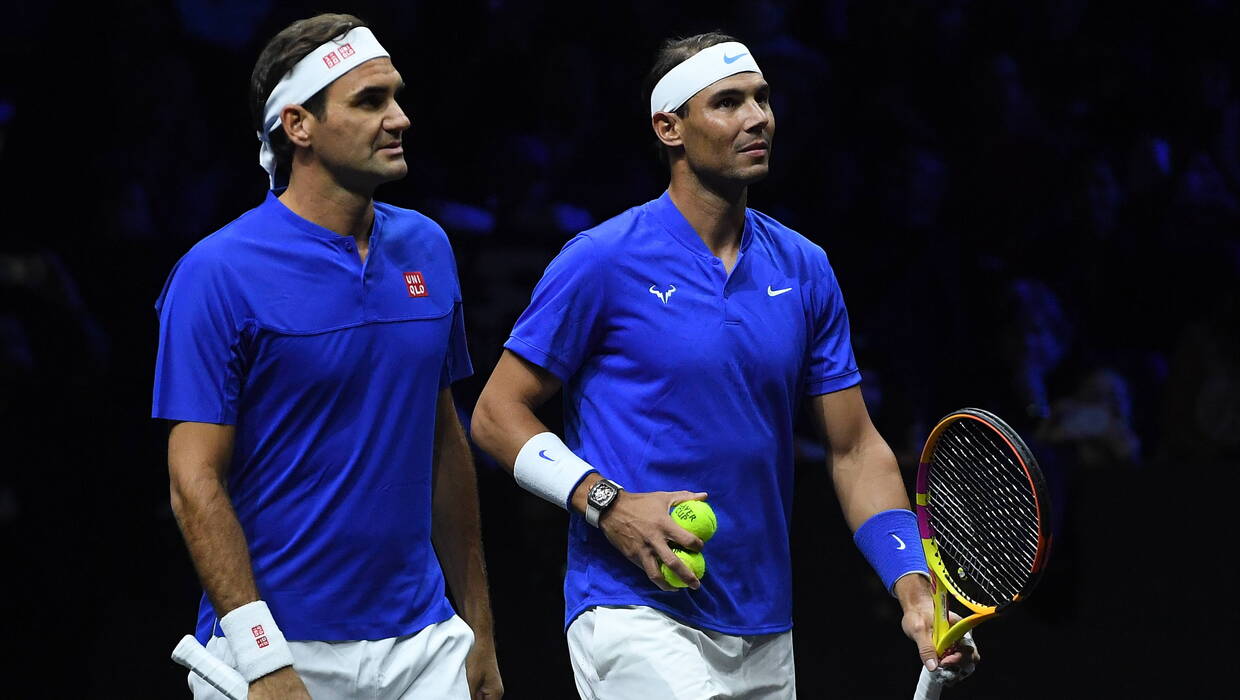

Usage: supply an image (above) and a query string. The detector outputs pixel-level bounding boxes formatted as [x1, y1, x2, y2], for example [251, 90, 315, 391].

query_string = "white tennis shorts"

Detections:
[567, 605, 796, 700]
[187, 614, 474, 699]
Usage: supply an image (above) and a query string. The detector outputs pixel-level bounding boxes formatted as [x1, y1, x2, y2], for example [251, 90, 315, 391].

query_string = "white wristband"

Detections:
[219, 600, 295, 682]
[514, 432, 596, 510]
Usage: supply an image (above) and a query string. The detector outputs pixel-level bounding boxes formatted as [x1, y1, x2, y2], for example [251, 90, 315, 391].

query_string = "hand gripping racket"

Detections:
[171, 635, 249, 700]
[912, 408, 1053, 699]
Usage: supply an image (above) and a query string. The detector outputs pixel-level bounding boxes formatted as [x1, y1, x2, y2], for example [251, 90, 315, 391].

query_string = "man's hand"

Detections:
[249, 666, 311, 699]
[895, 574, 981, 680]
[466, 632, 504, 699]
[599, 490, 707, 591]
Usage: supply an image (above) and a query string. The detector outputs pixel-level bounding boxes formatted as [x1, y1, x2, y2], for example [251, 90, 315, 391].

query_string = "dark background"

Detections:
[2, 0, 1237, 697]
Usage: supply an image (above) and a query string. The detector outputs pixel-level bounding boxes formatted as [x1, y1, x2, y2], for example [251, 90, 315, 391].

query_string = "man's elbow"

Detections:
[167, 464, 203, 523]
[168, 475, 187, 519]
[470, 392, 501, 457]
[167, 460, 225, 521]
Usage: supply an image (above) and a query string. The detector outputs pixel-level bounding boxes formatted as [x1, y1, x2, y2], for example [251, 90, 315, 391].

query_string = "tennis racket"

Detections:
[911, 408, 1053, 699]
[172, 635, 249, 700]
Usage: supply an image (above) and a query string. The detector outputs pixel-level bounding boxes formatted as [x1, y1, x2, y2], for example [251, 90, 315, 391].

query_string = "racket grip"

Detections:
[171, 635, 249, 700]
[913, 666, 945, 700]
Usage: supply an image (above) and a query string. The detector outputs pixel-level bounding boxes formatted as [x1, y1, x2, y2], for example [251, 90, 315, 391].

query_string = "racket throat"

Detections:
[932, 584, 952, 656]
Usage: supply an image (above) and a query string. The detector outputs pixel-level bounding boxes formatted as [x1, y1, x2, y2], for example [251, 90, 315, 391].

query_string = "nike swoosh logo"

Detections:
[723, 52, 748, 64]
[891, 534, 907, 550]
[767, 286, 792, 296]
[538, 450, 554, 461]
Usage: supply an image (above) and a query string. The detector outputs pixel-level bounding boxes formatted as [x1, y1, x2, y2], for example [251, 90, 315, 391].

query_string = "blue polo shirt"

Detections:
[153, 192, 472, 643]
[506, 191, 861, 635]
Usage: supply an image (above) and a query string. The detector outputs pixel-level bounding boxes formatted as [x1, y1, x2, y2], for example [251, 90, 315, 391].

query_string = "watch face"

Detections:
[590, 481, 618, 507]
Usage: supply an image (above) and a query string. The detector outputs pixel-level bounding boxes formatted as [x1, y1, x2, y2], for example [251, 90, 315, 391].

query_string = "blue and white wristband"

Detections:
[853, 509, 929, 595]
[513, 432, 597, 510]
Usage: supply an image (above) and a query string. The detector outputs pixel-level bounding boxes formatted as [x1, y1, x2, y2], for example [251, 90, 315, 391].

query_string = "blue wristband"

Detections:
[853, 509, 928, 595]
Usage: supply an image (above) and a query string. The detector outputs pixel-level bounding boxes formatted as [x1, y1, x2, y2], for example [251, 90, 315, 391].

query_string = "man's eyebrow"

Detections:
[350, 81, 405, 99]
[708, 82, 769, 101]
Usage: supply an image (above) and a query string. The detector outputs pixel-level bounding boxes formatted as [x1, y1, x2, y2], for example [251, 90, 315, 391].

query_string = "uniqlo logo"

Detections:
[339, 43, 355, 59]
[255, 636, 270, 649]
[323, 51, 341, 68]
[251, 625, 265, 637]
[404, 271, 428, 298]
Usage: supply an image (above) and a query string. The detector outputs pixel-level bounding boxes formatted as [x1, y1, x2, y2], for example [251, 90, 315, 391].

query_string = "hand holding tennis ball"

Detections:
[661, 547, 706, 588]
[671, 499, 717, 542]
[659, 500, 718, 589]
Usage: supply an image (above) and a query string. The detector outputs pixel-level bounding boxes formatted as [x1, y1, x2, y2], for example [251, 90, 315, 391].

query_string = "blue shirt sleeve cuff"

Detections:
[503, 335, 574, 383]
[806, 368, 862, 396]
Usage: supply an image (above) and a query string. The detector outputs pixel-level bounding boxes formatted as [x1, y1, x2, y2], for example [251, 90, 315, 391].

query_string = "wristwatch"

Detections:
[585, 478, 624, 528]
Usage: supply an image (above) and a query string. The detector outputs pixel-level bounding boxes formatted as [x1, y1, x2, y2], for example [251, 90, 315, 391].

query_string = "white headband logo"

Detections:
[322, 42, 355, 68]
[258, 26, 390, 189]
[649, 41, 762, 117]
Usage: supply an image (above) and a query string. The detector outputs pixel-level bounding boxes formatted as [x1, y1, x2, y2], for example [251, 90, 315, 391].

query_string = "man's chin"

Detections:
[373, 161, 409, 185]
[737, 162, 770, 185]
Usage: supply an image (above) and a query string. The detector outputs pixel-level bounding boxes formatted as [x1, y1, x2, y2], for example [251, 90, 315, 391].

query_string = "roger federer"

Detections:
[154, 13, 501, 699]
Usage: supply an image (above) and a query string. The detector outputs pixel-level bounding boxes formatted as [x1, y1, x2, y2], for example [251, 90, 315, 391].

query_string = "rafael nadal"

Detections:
[472, 33, 977, 697]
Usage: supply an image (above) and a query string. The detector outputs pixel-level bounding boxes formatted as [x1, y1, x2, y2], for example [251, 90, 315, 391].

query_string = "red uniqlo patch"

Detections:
[251, 624, 265, 637]
[323, 51, 341, 68]
[404, 271, 428, 298]
[339, 43, 355, 59]
[256, 636, 270, 649]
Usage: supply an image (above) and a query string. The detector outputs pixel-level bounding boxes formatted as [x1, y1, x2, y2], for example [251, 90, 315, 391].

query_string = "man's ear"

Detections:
[652, 111, 684, 149]
[281, 105, 316, 149]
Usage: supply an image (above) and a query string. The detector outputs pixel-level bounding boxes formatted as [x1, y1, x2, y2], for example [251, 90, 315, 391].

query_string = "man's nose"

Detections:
[387, 104, 411, 132]
[743, 99, 769, 131]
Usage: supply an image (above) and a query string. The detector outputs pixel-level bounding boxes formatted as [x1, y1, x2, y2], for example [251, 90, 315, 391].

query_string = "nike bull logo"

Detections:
[649, 284, 677, 303]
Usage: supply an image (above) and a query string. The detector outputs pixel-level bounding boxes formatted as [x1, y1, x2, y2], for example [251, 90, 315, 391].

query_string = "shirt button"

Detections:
[344, 241, 354, 251]
[711, 258, 721, 265]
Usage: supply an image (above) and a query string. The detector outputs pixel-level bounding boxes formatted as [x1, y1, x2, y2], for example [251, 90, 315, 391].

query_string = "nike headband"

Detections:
[258, 26, 390, 189]
[649, 41, 762, 117]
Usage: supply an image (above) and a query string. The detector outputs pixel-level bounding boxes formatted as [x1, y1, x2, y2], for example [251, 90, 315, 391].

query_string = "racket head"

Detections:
[915, 408, 1052, 618]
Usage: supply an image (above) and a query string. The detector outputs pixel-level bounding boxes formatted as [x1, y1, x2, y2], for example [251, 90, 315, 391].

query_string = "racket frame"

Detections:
[915, 408, 1052, 657]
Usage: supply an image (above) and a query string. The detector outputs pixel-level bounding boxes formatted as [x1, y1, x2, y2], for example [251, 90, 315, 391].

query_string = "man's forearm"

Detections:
[829, 431, 911, 531]
[431, 399, 495, 635]
[170, 471, 260, 615]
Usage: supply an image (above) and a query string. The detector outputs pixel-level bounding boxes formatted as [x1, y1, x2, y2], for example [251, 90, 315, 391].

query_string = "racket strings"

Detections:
[932, 426, 1039, 598]
[932, 433, 1038, 593]
[927, 420, 1042, 607]
[943, 430, 1041, 545]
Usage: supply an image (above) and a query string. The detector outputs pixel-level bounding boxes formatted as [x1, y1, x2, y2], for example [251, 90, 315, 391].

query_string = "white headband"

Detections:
[258, 26, 390, 189]
[649, 41, 762, 117]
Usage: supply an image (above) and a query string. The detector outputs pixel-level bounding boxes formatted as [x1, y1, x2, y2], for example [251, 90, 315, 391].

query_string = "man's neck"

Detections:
[667, 168, 748, 264]
[278, 167, 376, 242]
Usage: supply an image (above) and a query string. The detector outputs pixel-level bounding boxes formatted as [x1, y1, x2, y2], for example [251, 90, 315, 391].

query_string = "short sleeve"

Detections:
[151, 250, 246, 424]
[440, 300, 474, 388]
[504, 235, 606, 382]
[805, 249, 862, 396]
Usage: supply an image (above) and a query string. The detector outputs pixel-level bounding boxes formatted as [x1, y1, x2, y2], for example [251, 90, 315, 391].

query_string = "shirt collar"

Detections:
[647, 190, 753, 259]
[262, 191, 384, 244]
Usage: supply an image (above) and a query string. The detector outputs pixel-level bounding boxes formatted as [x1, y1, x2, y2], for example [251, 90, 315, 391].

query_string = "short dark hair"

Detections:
[642, 31, 739, 165]
[250, 13, 369, 176]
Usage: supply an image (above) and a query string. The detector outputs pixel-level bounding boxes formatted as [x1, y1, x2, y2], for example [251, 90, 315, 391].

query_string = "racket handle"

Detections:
[171, 635, 249, 700]
[913, 666, 945, 700]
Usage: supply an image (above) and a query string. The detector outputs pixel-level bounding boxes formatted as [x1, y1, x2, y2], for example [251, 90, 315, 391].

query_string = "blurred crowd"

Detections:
[1, 1, 1237, 696]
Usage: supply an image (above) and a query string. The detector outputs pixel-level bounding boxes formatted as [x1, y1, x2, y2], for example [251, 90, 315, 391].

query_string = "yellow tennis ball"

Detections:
[671, 500, 717, 542]
[660, 547, 706, 589]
